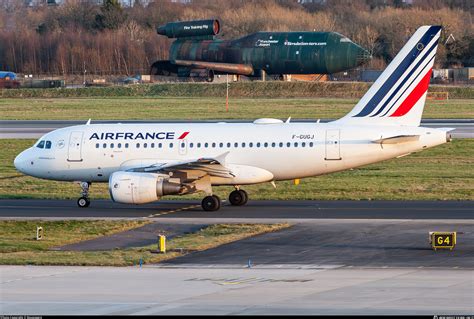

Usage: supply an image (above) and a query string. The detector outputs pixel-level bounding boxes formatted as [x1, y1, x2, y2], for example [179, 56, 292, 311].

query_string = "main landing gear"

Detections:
[201, 195, 221, 211]
[228, 189, 248, 206]
[200, 189, 249, 211]
[77, 182, 91, 208]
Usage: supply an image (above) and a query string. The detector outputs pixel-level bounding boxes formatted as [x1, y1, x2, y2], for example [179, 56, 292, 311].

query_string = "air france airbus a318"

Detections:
[15, 25, 452, 211]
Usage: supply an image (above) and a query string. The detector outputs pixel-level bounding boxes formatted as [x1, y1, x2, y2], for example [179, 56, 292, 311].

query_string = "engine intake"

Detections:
[109, 171, 184, 204]
[157, 19, 219, 38]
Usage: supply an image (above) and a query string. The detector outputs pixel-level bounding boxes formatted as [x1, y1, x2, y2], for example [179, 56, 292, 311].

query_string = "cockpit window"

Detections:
[45, 141, 52, 149]
[37, 140, 45, 149]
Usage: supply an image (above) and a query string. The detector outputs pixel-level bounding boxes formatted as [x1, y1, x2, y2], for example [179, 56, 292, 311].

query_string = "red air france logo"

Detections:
[178, 131, 189, 139]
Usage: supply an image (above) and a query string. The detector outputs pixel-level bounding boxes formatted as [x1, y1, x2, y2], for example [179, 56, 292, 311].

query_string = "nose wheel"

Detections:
[77, 182, 91, 208]
[77, 197, 90, 208]
[229, 189, 248, 206]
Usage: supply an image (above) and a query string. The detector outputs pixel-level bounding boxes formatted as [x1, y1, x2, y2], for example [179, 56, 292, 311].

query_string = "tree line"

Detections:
[0, 0, 472, 76]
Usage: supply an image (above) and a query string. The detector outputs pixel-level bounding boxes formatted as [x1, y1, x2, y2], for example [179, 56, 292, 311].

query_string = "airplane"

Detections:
[151, 19, 371, 81]
[14, 25, 451, 212]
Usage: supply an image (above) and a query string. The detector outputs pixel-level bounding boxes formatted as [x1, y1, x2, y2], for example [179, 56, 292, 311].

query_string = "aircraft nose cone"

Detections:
[14, 151, 28, 174]
[355, 44, 372, 66]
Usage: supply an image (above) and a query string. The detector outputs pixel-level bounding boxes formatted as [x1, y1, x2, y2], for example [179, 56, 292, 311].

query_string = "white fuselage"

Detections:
[14, 121, 448, 185]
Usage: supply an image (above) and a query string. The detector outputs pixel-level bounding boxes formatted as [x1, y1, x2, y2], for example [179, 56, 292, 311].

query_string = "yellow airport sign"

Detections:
[430, 232, 456, 251]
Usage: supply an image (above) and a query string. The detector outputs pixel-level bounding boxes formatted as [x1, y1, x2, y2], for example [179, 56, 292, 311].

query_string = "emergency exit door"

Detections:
[68, 131, 83, 162]
[325, 129, 341, 160]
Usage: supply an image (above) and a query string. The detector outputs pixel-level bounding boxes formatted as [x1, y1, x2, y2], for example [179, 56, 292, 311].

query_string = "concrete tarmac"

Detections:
[1, 265, 473, 315]
[1, 119, 473, 138]
[0, 199, 472, 220]
[1, 199, 473, 314]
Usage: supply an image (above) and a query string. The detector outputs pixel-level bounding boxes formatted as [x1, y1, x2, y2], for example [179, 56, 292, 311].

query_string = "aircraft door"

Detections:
[68, 131, 83, 162]
[325, 129, 341, 160]
[179, 139, 187, 155]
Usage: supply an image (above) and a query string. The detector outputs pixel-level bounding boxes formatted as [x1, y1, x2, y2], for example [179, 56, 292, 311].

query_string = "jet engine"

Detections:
[109, 171, 184, 204]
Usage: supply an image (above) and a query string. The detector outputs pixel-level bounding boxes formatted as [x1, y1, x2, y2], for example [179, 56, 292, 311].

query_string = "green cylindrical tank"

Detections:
[168, 32, 370, 75]
[157, 19, 220, 39]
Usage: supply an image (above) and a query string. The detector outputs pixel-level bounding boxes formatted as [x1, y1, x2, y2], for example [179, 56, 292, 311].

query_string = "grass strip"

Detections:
[0, 221, 290, 266]
[0, 97, 472, 120]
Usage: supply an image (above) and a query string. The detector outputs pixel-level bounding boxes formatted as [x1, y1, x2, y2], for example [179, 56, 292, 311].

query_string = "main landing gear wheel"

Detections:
[229, 189, 248, 206]
[77, 197, 90, 208]
[77, 182, 91, 208]
[202, 195, 221, 211]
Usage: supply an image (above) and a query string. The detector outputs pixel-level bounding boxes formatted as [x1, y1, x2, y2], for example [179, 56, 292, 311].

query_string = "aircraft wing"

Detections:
[173, 59, 254, 76]
[129, 153, 234, 179]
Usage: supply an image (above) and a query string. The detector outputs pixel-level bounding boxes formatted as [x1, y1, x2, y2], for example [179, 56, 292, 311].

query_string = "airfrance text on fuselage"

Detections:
[89, 132, 177, 140]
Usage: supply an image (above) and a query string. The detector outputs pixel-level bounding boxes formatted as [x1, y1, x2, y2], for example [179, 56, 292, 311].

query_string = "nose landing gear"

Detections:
[77, 182, 91, 208]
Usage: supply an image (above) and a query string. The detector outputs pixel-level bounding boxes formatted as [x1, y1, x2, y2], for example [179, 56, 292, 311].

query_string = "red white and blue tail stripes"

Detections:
[337, 26, 442, 127]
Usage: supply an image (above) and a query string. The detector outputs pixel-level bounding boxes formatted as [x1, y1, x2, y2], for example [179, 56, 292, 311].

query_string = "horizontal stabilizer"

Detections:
[373, 135, 420, 144]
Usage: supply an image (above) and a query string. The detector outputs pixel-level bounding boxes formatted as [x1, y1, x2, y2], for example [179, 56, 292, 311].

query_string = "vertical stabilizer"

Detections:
[335, 25, 442, 126]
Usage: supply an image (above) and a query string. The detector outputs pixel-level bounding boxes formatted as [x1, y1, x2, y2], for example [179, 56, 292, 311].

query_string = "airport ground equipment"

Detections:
[151, 19, 371, 81]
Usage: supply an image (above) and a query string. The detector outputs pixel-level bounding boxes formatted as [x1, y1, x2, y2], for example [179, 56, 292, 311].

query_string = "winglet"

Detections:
[285, 117, 291, 123]
[86, 119, 91, 125]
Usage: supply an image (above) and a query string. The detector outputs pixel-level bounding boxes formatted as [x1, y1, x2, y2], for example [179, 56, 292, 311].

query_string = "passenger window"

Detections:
[110, 143, 114, 148]
[151, 143, 155, 148]
[125, 143, 129, 148]
[197, 143, 201, 148]
[37, 140, 45, 149]
[136, 143, 140, 148]
[212, 143, 216, 148]
[257, 142, 261, 147]
[169, 143, 173, 148]
[249, 142, 253, 148]
[309, 142, 314, 147]
[118, 143, 122, 148]
[96, 143, 99, 148]
[234, 142, 238, 148]
[181, 142, 185, 148]
[219, 142, 223, 148]
[45, 141, 52, 149]
[103, 143, 107, 148]
[158, 143, 162, 148]
[287, 142, 291, 147]
[294, 142, 298, 147]
[264, 142, 268, 147]
[190, 143, 194, 148]
[144, 143, 147, 148]
[227, 142, 231, 148]
[279, 142, 283, 147]
[302, 142, 306, 147]
[272, 142, 276, 147]
[242, 142, 246, 148]
[205, 143, 208, 148]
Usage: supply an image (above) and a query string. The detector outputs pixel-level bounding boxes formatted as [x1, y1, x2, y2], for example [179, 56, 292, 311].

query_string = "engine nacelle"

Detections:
[109, 171, 183, 204]
[157, 19, 219, 38]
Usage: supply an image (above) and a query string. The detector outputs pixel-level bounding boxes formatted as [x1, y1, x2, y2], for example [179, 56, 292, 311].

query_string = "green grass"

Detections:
[2, 82, 473, 99]
[0, 221, 289, 266]
[1, 139, 473, 200]
[0, 97, 472, 120]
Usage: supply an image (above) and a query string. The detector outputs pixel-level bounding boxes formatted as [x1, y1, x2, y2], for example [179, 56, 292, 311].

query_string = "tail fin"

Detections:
[335, 25, 442, 126]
